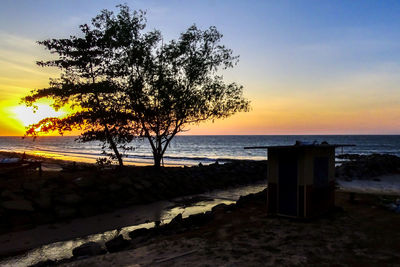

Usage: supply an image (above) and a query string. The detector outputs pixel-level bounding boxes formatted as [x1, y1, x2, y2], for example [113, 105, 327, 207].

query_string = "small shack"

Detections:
[245, 142, 353, 218]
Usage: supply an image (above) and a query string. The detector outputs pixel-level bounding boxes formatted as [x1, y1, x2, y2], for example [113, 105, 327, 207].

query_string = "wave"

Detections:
[126, 154, 253, 163]
[18, 147, 262, 164]
[1, 135, 399, 166]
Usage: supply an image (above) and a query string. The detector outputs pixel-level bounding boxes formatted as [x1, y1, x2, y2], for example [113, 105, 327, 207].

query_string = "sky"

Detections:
[0, 0, 399, 135]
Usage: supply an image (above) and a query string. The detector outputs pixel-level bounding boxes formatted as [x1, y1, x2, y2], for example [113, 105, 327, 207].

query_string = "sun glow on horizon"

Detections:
[12, 103, 66, 128]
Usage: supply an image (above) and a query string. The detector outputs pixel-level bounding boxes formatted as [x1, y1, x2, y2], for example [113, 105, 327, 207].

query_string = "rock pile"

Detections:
[0, 160, 267, 233]
[336, 153, 400, 179]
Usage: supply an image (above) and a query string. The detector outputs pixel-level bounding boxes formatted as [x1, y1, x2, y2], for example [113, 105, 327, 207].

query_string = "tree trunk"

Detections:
[153, 152, 162, 169]
[104, 125, 123, 167]
[111, 140, 123, 167]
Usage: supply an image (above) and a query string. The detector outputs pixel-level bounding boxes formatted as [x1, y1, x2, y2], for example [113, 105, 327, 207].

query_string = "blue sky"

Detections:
[0, 1, 399, 135]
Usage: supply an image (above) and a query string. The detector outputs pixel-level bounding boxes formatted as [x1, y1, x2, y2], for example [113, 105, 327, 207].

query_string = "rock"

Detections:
[108, 183, 122, 192]
[54, 193, 82, 205]
[236, 189, 267, 206]
[105, 235, 130, 253]
[211, 203, 229, 213]
[29, 259, 56, 267]
[34, 194, 52, 209]
[32, 212, 55, 224]
[8, 214, 33, 229]
[118, 177, 132, 185]
[2, 199, 34, 211]
[170, 213, 183, 225]
[140, 179, 152, 189]
[85, 192, 104, 203]
[73, 177, 94, 188]
[163, 213, 185, 234]
[72, 242, 106, 258]
[128, 227, 152, 242]
[78, 205, 99, 217]
[185, 212, 213, 227]
[129, 227, 150, 237]
[22, 181, 40, 192]
[336, 153, 400, 178]
[54, 206, 77, 218]
[1, 190, 20, 200]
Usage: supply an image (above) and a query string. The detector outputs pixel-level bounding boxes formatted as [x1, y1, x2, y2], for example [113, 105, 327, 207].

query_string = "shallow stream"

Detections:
[0, 181, 267, 267]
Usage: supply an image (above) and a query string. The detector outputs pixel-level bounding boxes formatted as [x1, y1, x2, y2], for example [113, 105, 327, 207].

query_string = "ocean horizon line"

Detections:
[0, 134, 399, 138]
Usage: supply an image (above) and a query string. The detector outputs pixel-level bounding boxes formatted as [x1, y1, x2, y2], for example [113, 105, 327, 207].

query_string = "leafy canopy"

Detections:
[23, 4, 250, 167]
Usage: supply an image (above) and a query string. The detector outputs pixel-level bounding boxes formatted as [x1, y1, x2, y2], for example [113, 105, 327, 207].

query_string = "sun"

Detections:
[12, 104, 66, 127]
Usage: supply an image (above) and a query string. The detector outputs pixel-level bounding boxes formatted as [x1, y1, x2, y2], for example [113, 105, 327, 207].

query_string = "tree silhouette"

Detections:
[21, 6, 146, 166]
[23, 5, 250, 168]
[113, 9, 250, 167]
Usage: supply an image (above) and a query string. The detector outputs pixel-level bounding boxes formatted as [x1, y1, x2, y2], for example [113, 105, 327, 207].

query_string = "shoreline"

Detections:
[0, 150, 170, 168]
[0, 150, 261, 168]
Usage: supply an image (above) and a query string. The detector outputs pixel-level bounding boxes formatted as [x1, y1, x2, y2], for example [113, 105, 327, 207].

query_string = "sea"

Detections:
[0, 135, 399, 166]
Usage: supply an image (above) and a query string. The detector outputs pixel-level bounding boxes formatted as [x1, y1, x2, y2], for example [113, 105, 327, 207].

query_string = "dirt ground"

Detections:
[62, 191, 400, 266]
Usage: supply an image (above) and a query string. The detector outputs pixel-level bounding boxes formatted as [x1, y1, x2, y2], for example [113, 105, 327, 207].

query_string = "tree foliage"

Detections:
[23, 4, 250, 167]
[22, 6, 146, 166]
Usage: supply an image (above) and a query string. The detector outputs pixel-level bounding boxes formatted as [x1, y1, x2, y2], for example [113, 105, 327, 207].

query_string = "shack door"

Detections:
[278, 156, 298, 216]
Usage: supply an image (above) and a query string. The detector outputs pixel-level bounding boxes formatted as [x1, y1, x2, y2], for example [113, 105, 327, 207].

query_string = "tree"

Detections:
[22, 6, 147, 166]
[23, 5, 250, 168]
[117, 21, 250, 167]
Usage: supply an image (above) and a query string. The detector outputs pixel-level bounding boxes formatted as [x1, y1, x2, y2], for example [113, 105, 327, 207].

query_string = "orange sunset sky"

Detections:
[0, 1, 399, 136]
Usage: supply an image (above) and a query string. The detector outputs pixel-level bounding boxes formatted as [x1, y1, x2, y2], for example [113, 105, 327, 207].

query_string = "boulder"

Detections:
[85, 191, 104, 203]
[8, 214, 33, 228]
[54, 206, 77, 218]
[105, 235, 130, 253]
[128, 227, 153, 244]
[117, 177, 133, 185]
[184, 212, 213, 227]
[129, 227, 150, 238]
[55, 193, 82, 205]
[78, 205, 99, 217]
[140, 179, 152, 189]
[108, 183, 122, 192]
[2, 199, 34, 211]
[32, 212, 55, 224]
[336, 154, 400, 178]
[163, 213, 185, 234]
[34, 194, 52, 209]
[169, 213, 183, 225]
[236, 189, 267, 206]
[211, 203, 229, 213]
[73, 177, 94, 188]
[72, 242, 106, 258]
[1, 190, 20, 200]
[22, 181, 41, 192]
[29, 259, 56, 267]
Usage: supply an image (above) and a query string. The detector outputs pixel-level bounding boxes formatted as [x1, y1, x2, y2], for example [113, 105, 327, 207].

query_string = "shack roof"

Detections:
[244, 144, 355, 150]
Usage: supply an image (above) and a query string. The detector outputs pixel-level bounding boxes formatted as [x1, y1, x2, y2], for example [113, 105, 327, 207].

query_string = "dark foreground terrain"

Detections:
[32, 190, 400, 266]
[2, 152, 400, 266]
[0, 152, 267, 234]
